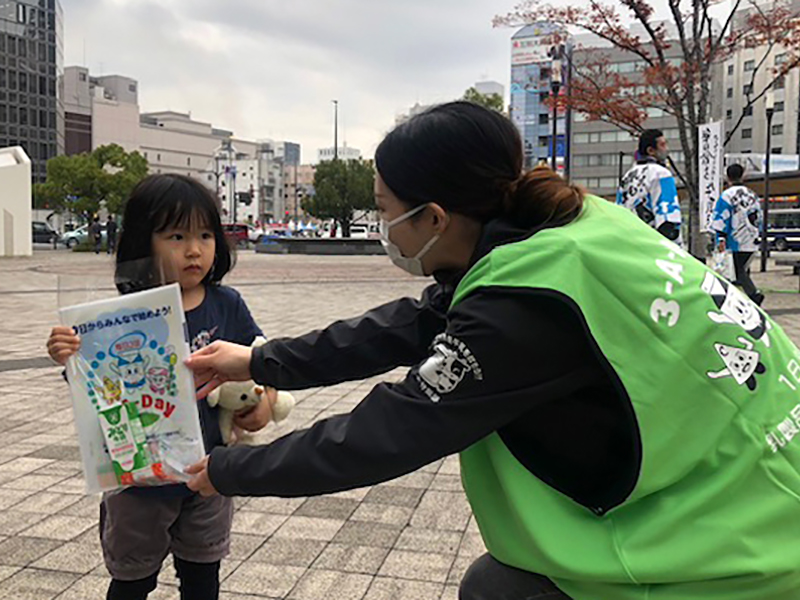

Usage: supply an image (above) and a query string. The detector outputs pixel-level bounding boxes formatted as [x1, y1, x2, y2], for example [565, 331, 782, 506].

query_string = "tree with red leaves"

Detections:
[495, 0, 800, 252]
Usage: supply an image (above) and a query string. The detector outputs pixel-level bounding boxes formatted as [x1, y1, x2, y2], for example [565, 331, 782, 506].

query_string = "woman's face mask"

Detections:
[379, 203, 440, 277]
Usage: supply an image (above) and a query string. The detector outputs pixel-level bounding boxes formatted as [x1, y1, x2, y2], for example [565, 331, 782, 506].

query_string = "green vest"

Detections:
[455, 195, 800, 600]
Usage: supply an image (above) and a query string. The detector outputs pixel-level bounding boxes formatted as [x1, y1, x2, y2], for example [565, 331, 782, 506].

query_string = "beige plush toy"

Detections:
[206, 337, 295, 446]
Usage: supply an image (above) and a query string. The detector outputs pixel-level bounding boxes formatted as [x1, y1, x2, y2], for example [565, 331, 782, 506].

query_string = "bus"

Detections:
[767, 208, 800, 251]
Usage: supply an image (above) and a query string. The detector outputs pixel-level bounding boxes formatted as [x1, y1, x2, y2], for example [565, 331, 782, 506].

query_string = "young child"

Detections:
[47, 174, 273, 600]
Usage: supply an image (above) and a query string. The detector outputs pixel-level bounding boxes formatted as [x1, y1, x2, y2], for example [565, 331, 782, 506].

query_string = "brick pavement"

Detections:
[0, 249, 797, 599]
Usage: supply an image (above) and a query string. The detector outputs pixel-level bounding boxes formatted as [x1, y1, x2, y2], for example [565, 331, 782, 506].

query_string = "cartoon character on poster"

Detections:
[81, 318, 180, 424]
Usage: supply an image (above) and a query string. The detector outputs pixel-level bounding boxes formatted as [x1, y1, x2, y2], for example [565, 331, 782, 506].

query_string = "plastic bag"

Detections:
[59, 282, 204, 494]
[710, 249, 735, 281]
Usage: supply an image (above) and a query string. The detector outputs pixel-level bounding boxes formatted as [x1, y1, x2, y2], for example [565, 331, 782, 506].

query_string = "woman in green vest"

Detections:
[184, 102, 800, 600]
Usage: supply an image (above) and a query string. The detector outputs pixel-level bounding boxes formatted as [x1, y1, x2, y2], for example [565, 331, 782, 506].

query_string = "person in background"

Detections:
[90, 216, 103, 254]
[106, 215, 118, 255]
[710, 163, 764, 305]
[617, 129, 683, 246]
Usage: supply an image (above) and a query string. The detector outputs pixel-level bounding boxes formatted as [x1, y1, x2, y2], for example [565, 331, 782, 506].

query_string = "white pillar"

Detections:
[0, 146, 32, 257]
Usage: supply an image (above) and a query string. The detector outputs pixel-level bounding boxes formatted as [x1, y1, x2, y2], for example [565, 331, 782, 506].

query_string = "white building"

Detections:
[62, 66, 298, 222]
[395, 103, 436, 127]
[206, 140, 287, 224]
[317, 145, 362, 162]
[475, 80, 505, 99]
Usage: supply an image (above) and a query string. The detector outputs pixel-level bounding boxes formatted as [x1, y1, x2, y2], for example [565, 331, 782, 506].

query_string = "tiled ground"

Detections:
[0, 249, 798, 599]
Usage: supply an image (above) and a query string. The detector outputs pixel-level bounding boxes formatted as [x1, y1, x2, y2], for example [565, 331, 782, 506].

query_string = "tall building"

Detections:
[569, 42, 696, 197]
[282, 163, 316, 222]
[723, 1, 800, 159]
[317, 144, 361, 162]
[0, 0, 65, 183]
[510, 23, 567, 169]
[62, 67, 298, 222]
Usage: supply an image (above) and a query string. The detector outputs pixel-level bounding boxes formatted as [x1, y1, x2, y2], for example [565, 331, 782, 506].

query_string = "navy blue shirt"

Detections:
[131, 284, 262, 497]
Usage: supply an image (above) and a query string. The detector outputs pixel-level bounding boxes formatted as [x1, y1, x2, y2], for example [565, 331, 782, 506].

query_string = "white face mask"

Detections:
[379, 203, 440, 277]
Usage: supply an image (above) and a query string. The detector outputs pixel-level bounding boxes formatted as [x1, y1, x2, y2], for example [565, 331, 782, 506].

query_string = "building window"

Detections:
[79, 72, 86, 82]
[743, 83, 753, 95]
[16, 3, 26, 23]
[773, 148, 783, 154]
[726, 109, 732, 119]
[742, 128, 752, 139]
[744, 60, 755, 71]
[157, 153, 161, 161]
[129, 84, 136, 93]
[775, 101, 785, 112]
[743, 106, 753, 117]
[727, 87, 733, 98]
[727, 64, 734, 75]
[776, 53, 787, 65]
[187, 157, 191, 166]
[774, 77, 785, 90]
[538, 114, 548, 125]
[772, 124, 783, 135]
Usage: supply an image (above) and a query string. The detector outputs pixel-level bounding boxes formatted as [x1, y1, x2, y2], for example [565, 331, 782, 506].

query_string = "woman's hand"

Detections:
[184, 341, 253, 398]
[47, 326, 81, 365]
[185, 457, 218, 497]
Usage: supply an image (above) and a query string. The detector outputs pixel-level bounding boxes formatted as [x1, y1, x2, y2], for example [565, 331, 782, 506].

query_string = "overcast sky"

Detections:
[64, 0, 518, 163]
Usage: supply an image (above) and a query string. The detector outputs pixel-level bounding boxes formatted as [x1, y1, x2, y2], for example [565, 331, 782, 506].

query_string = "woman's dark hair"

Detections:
[638, 129, 664, 157]
[726, 163, 745, 182]
[374, 101, 582, 228]
[115, 174, 234, 294]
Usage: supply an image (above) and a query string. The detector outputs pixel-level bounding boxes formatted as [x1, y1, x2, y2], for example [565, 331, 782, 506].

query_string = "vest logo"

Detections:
[707, 337, 767, 391]
[701, 272, 770, 346]
[416, 334, 483, 403]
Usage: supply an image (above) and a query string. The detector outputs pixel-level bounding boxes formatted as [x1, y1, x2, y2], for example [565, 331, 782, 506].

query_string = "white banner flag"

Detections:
[698, 121, 723, 232]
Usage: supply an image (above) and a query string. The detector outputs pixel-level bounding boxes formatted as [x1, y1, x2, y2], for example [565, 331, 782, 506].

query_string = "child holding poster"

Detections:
[47, 174, 273, 600]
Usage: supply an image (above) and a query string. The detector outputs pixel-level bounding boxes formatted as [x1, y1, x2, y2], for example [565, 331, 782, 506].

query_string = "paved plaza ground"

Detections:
[0, 249, 798, 599]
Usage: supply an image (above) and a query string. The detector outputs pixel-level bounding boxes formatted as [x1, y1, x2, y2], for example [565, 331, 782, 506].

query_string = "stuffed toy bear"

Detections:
[206, 336, 295, 446]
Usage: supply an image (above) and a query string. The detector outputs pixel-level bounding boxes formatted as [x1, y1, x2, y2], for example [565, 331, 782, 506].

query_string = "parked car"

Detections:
[32, 221, 59, 244]
[61, 224, 107, 249]
[349, 223, 380, 239]
[222, 223, 252, 247]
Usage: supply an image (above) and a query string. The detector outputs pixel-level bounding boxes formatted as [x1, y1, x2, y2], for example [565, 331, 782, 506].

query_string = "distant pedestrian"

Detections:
[710, 163, 764, 304]
[90, 217, 103, 254]
[106, 215, 118, 255]
[616, 129, 683, 246]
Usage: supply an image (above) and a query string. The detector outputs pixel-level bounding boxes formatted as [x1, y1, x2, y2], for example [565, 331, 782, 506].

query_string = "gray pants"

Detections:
[100, 490, 233, 581]
[459, 554, 572, 600]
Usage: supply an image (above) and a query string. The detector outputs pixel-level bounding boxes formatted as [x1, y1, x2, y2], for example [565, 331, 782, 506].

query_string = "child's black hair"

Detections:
[115, 174, 234, 294]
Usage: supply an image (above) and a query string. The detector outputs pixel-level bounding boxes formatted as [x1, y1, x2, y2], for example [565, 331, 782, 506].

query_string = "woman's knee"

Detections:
[458, 554, 496, 600]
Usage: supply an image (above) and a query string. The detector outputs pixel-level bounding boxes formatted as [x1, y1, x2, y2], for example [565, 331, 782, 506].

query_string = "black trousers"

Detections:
[106, 557, 220, 600]
[732, 251, 762, 303]
[459, 554, 573, 600]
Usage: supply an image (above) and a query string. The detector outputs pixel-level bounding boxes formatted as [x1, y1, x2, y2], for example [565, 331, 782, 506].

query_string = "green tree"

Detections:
[33, 144, 148, 218]
[463, 87, 505, 112]
[303, 158, 375, 236]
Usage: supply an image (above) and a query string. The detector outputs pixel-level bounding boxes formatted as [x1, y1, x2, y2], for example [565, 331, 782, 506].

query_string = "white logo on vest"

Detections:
[707, 337, 767, 391]
[416, 334, 483, 403]
[701, 272, 770, 346]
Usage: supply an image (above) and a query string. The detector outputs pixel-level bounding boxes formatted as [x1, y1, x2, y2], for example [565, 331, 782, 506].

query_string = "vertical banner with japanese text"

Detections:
[698, 121, 723, 231]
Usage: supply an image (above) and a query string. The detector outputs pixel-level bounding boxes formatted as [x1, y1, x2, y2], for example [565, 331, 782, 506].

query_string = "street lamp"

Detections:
[332, 100, 339, 161]
[760, 91, 775, 272]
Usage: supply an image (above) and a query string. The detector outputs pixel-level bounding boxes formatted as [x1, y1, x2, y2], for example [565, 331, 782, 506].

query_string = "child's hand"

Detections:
[47, 326, 81, 366]
[186, 457, 218, 497]
[234, 387, 277, 432]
